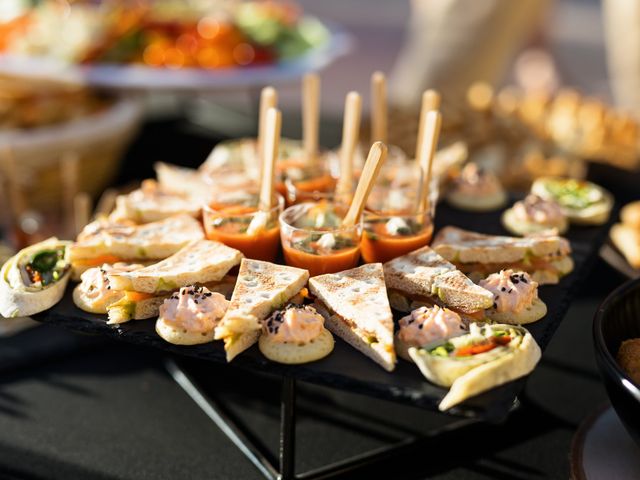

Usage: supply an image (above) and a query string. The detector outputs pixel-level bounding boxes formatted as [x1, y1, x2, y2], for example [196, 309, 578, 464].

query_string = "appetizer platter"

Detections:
[2, 73, 612, 425]
[29, 199, 606, 418]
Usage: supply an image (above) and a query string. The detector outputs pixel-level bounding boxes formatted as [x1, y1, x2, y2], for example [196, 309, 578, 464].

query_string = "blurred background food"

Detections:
[0, 0, 329, 69]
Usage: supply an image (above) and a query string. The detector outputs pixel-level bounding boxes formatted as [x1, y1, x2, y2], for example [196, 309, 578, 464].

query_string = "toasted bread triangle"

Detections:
[70, 214, 204, 262]
[383, 246, 494, 313]
[111, 180, 201, 223]
[214, 259, 309, 361]
[107, 240, 242, 293]
[309, 263, 396, 371]
[432, 226, 571, 264]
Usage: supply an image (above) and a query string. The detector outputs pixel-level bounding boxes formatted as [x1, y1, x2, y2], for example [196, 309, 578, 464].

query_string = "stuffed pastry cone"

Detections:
[0, 238, 72, 317]
[409, 323, 541, 411]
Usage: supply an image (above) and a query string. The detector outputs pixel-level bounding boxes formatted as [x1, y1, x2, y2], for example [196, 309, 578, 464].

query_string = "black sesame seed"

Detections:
[418, 324, 423, 329]
[501, 287, 506, 292]
[521, 277, 528, 283]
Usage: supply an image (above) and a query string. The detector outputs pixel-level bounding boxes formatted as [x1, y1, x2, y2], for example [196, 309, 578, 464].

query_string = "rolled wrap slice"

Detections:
[0, 238, 72, 317]
[409, 323, 541, 411]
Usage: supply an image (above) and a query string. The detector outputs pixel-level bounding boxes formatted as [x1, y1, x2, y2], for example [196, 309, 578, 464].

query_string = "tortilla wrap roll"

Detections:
[410, 323, 541, 411]
[0, 238, 72, 318]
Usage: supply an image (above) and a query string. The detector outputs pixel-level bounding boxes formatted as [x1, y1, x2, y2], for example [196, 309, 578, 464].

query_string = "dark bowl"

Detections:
[593, 277, 640, 447]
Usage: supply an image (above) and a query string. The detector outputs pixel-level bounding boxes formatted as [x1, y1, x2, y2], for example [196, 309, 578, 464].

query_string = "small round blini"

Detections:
[501, 208, 568, 236]
[485, 297, 547, 325]
[259, 328, 334, 364]
[446, 189, 507, 212]
[155, 317, 216, 346]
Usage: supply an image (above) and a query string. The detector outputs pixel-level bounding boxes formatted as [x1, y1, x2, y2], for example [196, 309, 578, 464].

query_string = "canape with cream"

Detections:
[478, 270, 547, 324]
[73, 263, 144, 314]
[446, 163, 507, 212]
[156, 285, 229, 345]
[259, 304, 334, 364]
[502, 194, 568, 235]
[395, 305, 467, 362]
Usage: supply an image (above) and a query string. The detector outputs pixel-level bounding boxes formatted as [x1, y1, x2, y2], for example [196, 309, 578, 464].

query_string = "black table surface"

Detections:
[0, 117, 635, 479]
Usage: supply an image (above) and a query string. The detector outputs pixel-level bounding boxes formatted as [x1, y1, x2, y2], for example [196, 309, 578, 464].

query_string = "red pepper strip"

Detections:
[455, 342, 496, 357]
[454, 336, 512, 357]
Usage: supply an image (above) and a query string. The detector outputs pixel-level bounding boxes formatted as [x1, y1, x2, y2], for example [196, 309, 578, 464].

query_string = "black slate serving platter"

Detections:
[33, 199, 610, 422]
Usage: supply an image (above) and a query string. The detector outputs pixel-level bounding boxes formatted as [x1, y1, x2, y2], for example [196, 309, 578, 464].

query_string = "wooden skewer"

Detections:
[302, 73, 320, 165]
[414, 89, 441, 161]
[60, 151, 80, 237]
[370, 71, 387, 143]
[94, 188, 118, 218]
[416, 111, 442, 214]
[342, 142, 388, 228]
[73, 192, 92, 237]
[259, 107, 281, 211]
[257, 87, 278, 167]
[335, 91, 362, 200]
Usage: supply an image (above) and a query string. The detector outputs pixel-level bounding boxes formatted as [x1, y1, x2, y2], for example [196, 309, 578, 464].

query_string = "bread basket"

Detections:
[0, 94, 143, 211]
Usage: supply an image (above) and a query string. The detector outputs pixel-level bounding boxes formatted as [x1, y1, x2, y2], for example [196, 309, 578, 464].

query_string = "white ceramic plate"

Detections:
[0, 20, 351, 92]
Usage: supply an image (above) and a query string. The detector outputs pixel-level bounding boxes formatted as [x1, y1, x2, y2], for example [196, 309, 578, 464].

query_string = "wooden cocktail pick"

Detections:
[335, 91, 362, 202]
[302, 73, 320, 165]
[259, 107, 282, 212]
[371, 71, 387, 144]
[416, 111, 442, 214]
[415, 89, 441, 161]
[342, 142, 388, 228]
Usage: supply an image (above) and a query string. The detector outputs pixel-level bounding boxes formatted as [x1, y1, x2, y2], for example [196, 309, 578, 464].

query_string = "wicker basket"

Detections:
[0, 95, 143, 212]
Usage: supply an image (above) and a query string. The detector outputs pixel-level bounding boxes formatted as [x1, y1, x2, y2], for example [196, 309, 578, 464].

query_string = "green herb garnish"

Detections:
[31, 250, 60, 272]
[429, 342, 454, 357]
